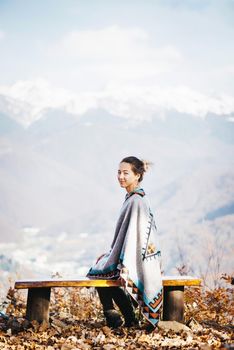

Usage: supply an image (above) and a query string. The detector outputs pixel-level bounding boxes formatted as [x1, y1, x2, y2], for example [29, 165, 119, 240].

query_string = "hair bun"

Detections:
[141, 159, 153, 172]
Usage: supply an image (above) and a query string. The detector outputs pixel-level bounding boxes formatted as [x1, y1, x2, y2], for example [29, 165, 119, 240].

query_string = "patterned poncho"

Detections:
[87, 188, 163, 326]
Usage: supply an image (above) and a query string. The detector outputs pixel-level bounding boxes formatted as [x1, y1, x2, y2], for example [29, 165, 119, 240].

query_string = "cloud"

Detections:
[50, 25, 178, 61]
[0, 79, 234, 127]
[44, 24, 234, 98]
[48, 26, 183, 81]
[51, 26, 148, 60]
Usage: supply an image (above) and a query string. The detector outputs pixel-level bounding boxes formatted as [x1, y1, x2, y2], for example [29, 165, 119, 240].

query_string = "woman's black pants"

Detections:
[96, 287, 136, 321]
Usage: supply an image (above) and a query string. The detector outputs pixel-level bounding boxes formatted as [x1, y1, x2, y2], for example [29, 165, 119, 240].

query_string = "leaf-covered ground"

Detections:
[0, 283, 233, 349]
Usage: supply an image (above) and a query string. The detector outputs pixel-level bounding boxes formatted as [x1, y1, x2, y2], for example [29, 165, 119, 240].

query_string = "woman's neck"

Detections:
[126, 184, 140, 193]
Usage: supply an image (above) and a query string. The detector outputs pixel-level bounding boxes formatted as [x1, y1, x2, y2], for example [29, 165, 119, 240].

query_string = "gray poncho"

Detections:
[87, 188, 163, 326]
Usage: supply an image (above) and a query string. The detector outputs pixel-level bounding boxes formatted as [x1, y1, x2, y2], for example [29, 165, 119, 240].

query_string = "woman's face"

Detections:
[117, 162, 140, 193]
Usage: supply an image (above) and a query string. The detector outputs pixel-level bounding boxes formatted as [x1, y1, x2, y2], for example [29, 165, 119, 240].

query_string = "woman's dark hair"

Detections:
[121, 156, 151, 182]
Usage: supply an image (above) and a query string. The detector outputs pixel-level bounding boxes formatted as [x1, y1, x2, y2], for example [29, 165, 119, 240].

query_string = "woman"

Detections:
[87, 156, 162, 328]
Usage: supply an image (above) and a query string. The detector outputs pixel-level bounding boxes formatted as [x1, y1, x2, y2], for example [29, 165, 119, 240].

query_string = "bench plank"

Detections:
[15, 278, 122, 289]
[15, 276, 202, 289]
[162, 276, 201, 287]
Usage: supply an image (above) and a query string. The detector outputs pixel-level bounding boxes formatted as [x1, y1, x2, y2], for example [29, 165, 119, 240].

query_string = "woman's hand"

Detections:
[96, 253, 106, 264]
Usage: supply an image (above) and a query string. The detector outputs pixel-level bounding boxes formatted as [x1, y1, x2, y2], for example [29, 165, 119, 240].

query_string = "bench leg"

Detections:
[163, 286, 184, 323]
[26, 288, 51, 323]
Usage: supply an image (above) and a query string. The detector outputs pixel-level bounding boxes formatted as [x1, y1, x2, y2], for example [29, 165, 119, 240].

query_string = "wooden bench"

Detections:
[14, 276, 201, 324]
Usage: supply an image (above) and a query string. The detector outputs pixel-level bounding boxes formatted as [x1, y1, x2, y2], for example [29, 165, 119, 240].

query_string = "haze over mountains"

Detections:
[0, 83, 234, 296]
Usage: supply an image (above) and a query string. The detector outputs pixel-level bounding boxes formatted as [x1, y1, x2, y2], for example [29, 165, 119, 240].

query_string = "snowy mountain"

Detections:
[0, 101, 233, 288]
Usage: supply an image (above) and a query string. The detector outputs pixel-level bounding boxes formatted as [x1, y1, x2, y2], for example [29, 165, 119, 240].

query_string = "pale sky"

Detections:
[0, 0, 234, 125]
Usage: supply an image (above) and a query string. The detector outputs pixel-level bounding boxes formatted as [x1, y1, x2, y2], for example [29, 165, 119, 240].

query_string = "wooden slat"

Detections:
[15, 276, 202, 289]
[15, 278, 122, 289]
